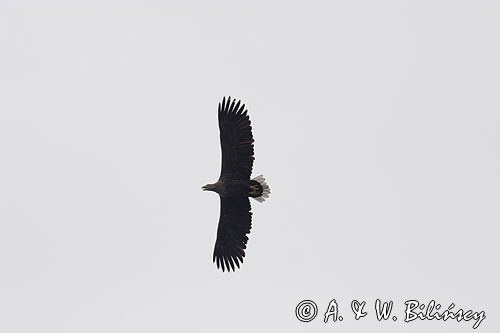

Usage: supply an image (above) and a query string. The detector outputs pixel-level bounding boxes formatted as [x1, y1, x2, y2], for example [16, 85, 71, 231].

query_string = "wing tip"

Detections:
[214, 253, 244, 272]
[219, 96, 248, 116]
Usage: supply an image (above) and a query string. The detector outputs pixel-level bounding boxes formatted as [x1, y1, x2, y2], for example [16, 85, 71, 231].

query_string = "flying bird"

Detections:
[202, 97, 270, 272]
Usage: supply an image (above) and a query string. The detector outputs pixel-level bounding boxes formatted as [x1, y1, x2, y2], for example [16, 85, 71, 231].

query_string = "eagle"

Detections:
[202, 97, 270, 272]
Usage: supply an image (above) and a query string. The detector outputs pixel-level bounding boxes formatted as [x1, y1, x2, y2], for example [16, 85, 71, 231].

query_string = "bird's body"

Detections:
[202, 97, 270, 272]
[203, 179, 264, 198]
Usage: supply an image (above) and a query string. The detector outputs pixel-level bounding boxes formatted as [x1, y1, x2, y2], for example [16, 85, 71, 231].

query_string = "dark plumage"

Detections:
[202, 97, 270, 272]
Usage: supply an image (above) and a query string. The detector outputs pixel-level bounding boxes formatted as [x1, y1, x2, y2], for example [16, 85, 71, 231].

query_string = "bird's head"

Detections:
[202, 183, 218, 192]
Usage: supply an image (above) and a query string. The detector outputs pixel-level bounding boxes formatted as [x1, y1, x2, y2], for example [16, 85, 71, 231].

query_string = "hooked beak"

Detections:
[202, 183, 216, 192]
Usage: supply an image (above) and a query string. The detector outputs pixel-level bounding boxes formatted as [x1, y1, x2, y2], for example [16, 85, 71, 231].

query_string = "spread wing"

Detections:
[213, 197, 252, 272]
[218, 97, 254, 180]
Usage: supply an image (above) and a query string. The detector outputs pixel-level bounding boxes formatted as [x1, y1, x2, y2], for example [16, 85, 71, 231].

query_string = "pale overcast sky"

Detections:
[1, 1, 499, 332]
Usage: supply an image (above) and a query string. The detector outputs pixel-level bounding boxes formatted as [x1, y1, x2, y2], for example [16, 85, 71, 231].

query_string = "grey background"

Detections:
[1, 1, 499, 332]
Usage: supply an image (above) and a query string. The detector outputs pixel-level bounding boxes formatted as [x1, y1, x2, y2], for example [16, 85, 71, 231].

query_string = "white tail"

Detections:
[251, 175, 271, 203]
